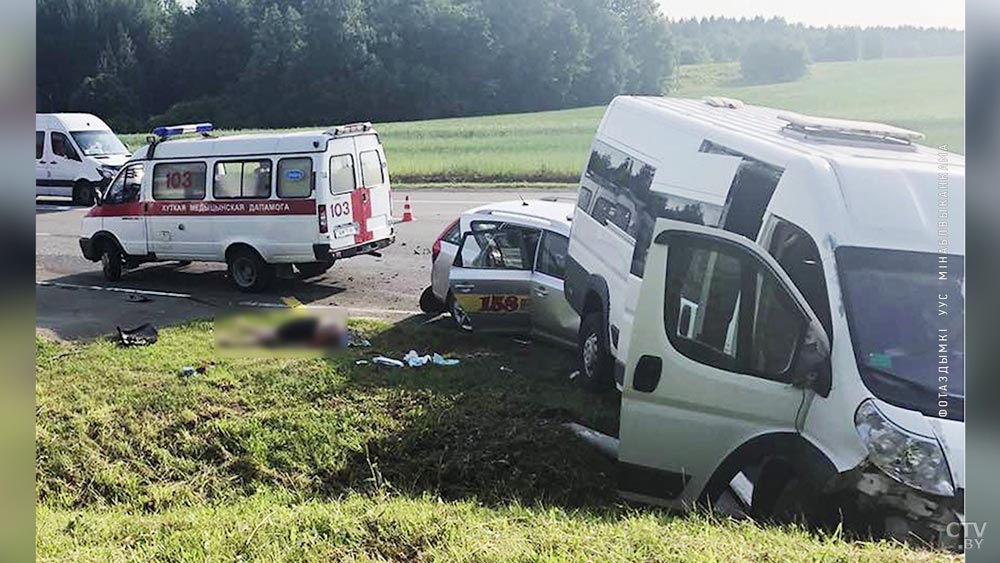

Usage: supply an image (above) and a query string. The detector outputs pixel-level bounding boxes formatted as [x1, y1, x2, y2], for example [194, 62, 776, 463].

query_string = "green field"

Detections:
[122, 56, 963, 186]
[36, 321, 958, 562]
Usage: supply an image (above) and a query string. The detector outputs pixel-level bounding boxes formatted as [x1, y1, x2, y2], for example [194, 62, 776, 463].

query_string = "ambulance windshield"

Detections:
[837, 246, 964, 421]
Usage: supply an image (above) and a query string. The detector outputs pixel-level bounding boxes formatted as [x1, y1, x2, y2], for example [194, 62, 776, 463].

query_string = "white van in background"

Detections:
[79, 122, 395, 291]
[36, 113, 131, 205]
[565, 96, 964, 546]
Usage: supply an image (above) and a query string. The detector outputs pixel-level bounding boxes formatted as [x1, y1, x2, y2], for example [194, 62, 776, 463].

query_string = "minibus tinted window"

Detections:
[153, 162, 207, 200]
[329, 154, 356, 194]
[360, 150, 384, 186]
[277, 157, 313, 198]
[214, 160, 271, 199]
[577, 186, 593, 211]
[36, 131, 43, 159]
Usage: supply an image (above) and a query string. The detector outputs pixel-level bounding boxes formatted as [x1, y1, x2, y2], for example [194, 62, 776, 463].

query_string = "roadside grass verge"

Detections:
[37, 492, 959, 563]
[36, 320, 959, 561]
[121, 56, 962, 186]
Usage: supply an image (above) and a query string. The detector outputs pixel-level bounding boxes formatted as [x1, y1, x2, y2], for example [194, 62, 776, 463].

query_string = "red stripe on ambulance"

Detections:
[87, 199, 317, 218]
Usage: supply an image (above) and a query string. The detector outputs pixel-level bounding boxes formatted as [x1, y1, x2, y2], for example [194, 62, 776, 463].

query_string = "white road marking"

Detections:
[238, 301, 420, 316]
[37, 281, 193, 299]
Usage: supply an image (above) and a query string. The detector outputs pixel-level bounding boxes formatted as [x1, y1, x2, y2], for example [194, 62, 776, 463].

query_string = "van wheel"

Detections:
[751, 461, 827, 526]
[578, 312, 612, 392]
[100, 243, 124, 282]
[295, 262, 332, 279]
[420, 286, 446, 314]
[72, 181, 96, 206]
[227, 248, 273, 292]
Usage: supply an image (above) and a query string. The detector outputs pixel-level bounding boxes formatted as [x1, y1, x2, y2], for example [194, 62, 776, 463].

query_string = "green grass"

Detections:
[36, 321, 959, 561]
[122, 56, 963, 186]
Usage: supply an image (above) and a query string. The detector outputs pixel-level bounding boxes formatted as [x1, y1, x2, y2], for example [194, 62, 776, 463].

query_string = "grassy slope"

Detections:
[122, 56, 963, 185]
[36, 322, 957, 562]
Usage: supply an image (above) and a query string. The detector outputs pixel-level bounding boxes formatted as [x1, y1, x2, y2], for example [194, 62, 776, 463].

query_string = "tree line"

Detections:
[37, 1, 963, 133]
[672, 16, 964, 65]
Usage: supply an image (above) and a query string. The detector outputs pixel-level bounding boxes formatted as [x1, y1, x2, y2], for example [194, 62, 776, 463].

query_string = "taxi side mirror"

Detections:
[790, 317, 832, 397]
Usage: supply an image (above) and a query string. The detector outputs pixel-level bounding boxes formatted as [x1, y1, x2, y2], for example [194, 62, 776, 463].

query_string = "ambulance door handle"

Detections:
[177, 223, 185, 231]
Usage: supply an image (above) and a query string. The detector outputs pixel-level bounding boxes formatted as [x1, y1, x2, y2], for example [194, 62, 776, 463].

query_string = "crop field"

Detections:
[121, 56, 963, 186]
[36, 321, 960, 562]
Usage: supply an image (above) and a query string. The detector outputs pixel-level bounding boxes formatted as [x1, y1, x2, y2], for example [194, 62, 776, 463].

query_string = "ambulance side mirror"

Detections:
[790, 317, 832, 398]
[93, 188, 104, 206]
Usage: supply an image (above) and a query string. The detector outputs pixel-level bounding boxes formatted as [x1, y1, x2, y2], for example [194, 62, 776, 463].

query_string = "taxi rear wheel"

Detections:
[227, 249, 273, 292]
[419, 286, 446, 314]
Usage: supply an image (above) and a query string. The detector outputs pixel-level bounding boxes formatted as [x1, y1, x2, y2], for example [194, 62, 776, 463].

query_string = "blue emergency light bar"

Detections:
[152, 123, 214, 138]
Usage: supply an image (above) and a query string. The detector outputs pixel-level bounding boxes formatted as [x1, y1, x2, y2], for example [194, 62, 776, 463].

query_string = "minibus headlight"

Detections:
[854, 400, 954, 497]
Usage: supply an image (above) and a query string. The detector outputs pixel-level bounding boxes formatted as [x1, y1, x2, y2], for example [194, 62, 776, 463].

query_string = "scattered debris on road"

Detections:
[116, 323, 159, 347]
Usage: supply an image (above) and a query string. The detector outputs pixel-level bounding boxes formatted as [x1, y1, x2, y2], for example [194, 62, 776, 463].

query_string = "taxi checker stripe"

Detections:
[87, 199, 317, 217]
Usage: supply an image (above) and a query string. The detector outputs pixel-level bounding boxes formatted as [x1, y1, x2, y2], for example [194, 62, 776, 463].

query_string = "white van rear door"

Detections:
[618, 219, 828, 506]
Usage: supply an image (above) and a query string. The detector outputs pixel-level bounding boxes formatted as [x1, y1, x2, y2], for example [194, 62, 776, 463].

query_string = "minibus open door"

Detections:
[617, 219, 831, 507]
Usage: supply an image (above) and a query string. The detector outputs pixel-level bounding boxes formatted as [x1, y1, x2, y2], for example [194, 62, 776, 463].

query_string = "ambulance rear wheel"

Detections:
[100, 243, 124, 282]
[227, 249, 273, 292]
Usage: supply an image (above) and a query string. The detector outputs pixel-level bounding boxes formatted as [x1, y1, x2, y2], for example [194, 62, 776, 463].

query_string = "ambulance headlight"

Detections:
[98, 165, 117, 179]
[854, 400, 954, 497]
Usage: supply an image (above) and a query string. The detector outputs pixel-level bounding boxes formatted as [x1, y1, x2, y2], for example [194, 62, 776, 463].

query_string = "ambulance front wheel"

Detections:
[227, 248, 274, 292]
[100, 244, 124, 282]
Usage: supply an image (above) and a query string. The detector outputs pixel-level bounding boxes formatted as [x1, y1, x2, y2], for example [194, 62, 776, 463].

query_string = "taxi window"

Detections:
[535, 232, 569, 279]
[457, 226, 540, 270]
[153, 162, 207, 200]
[277, 157, 313, 198]
[214, 160, 271, 199]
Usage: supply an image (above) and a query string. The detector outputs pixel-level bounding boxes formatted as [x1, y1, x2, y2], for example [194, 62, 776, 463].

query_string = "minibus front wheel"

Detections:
[227, 247, 274, 292]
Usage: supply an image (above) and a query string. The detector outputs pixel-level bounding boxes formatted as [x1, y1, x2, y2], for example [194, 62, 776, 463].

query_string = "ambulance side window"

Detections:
[359, 150, 384, 186]
[213, 160, 271, 199]
[153, 162, 207, 200]
[277, 157, 313, 198]
[329, 154, 356, 194]
[106, 164, 144, 205]
[662, 233, 806, 382]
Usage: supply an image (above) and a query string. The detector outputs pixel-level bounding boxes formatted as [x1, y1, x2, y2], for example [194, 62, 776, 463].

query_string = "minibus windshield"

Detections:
[837, 247, 964, 421]
[70, 130, 129, 157]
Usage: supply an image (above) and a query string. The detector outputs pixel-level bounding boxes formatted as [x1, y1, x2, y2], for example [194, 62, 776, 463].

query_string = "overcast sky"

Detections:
[656, 0, 965, 29]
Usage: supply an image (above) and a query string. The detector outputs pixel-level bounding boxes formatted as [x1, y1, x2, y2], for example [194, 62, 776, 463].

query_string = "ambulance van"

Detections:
[79, 122, 395, 291]
[565, 97, 964, 545]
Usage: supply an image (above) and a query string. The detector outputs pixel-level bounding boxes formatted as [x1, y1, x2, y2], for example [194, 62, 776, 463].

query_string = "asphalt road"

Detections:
[36, 189, 575, 340]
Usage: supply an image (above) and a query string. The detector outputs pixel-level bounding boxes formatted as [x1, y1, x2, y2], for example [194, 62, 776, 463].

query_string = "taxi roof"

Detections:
[465, 198, 575, 236]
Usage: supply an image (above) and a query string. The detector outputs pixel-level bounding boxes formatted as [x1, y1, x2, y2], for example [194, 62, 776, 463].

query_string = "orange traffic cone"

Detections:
[402, 195, 414, 222]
